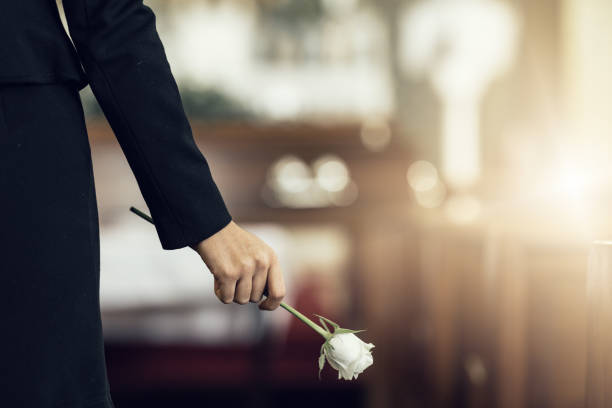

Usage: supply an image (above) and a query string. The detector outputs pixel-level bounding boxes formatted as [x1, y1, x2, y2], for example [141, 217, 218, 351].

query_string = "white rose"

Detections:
[322, 332, 375, 380]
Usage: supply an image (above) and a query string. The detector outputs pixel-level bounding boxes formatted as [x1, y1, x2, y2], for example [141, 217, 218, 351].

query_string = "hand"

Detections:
[194, 221, 285, 310]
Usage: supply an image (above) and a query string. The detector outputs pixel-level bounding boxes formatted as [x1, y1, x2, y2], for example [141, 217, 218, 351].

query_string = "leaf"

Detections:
[315, 314, 340, 330]
[333, 328, 366, 335]
[318, 316, 331, 333]
[318, 352, 326, 380]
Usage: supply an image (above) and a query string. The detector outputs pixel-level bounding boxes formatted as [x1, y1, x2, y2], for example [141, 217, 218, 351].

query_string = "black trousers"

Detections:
[0, 83, 113, 408]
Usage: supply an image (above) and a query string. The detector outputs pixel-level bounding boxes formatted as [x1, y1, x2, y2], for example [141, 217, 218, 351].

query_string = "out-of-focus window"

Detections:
[148, 0, 393, 121]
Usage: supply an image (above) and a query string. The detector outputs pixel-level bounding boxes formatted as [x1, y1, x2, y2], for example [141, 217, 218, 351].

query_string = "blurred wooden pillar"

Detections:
[586, 242, 612, 407]
[357, 220, 423, 408]
[420, 228, 459, 407]
[420, 225, 511, 408]
[417, 221, 588, 408]
[492, 233, 527, 408]
[419, 226, 492, 408]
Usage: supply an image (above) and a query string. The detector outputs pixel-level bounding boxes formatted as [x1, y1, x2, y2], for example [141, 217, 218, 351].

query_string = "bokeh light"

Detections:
[314, 155, 351, 193]
[360, 117, 392, 152]
[407, 160, 439, 192]
[268, 155, 313, 194]
[415, 181, 446, 209]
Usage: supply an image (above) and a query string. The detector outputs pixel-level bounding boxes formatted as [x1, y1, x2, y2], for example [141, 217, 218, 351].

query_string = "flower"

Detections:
[322, 332, 375, 380]
[314, 314, 375, 380]
[270, 300, 374, 380]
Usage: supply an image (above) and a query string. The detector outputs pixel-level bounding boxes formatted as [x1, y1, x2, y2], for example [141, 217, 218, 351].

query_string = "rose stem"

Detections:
[130, 207, 154, 224]
[279, 302, 330, 339]
[129, 207, 331, 340]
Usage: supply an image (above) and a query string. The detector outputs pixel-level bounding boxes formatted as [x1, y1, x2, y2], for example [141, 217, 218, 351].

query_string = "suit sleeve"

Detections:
[61, 0, 232, 249]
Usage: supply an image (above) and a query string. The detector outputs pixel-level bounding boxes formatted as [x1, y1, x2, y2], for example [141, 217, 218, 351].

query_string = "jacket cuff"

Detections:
[152, 181, 233, 250]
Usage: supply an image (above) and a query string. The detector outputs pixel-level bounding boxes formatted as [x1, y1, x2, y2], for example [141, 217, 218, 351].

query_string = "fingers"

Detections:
[215, 276, 236, 304]
[233, 250, 268, 304]
[250, 253, 270, 303]
[250, 267, 267, 303]
[259, 258, 286, 311]
[201, 222, 285, 308]
[234, 277, 252, 305]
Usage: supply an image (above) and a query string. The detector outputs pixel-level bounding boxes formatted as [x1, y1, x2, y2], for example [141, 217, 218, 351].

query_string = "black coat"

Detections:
[0, 0, 232, 249]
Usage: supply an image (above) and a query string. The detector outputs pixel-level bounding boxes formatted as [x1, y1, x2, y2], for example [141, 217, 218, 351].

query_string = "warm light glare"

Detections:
[555, 163, 590, 200]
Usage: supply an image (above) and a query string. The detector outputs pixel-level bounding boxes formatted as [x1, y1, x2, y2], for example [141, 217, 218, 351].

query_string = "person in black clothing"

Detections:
[0, 1, 286, 407]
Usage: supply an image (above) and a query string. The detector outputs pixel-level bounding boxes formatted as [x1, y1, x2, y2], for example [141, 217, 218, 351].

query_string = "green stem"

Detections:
[130, 207, 154, 225]
[129, 206, 330, 340]
[280, 302, 330, 340]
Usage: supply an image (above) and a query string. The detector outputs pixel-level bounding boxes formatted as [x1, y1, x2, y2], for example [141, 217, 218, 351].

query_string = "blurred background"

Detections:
[62, 0, 612, 406]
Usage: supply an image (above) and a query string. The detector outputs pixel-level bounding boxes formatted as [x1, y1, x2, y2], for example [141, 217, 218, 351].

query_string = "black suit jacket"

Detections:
[0, 0, 232, 249]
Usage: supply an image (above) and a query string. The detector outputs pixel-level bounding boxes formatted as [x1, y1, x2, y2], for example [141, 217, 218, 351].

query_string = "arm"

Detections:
[62, 0, 285, 309]
[62, 0, 228, 250]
